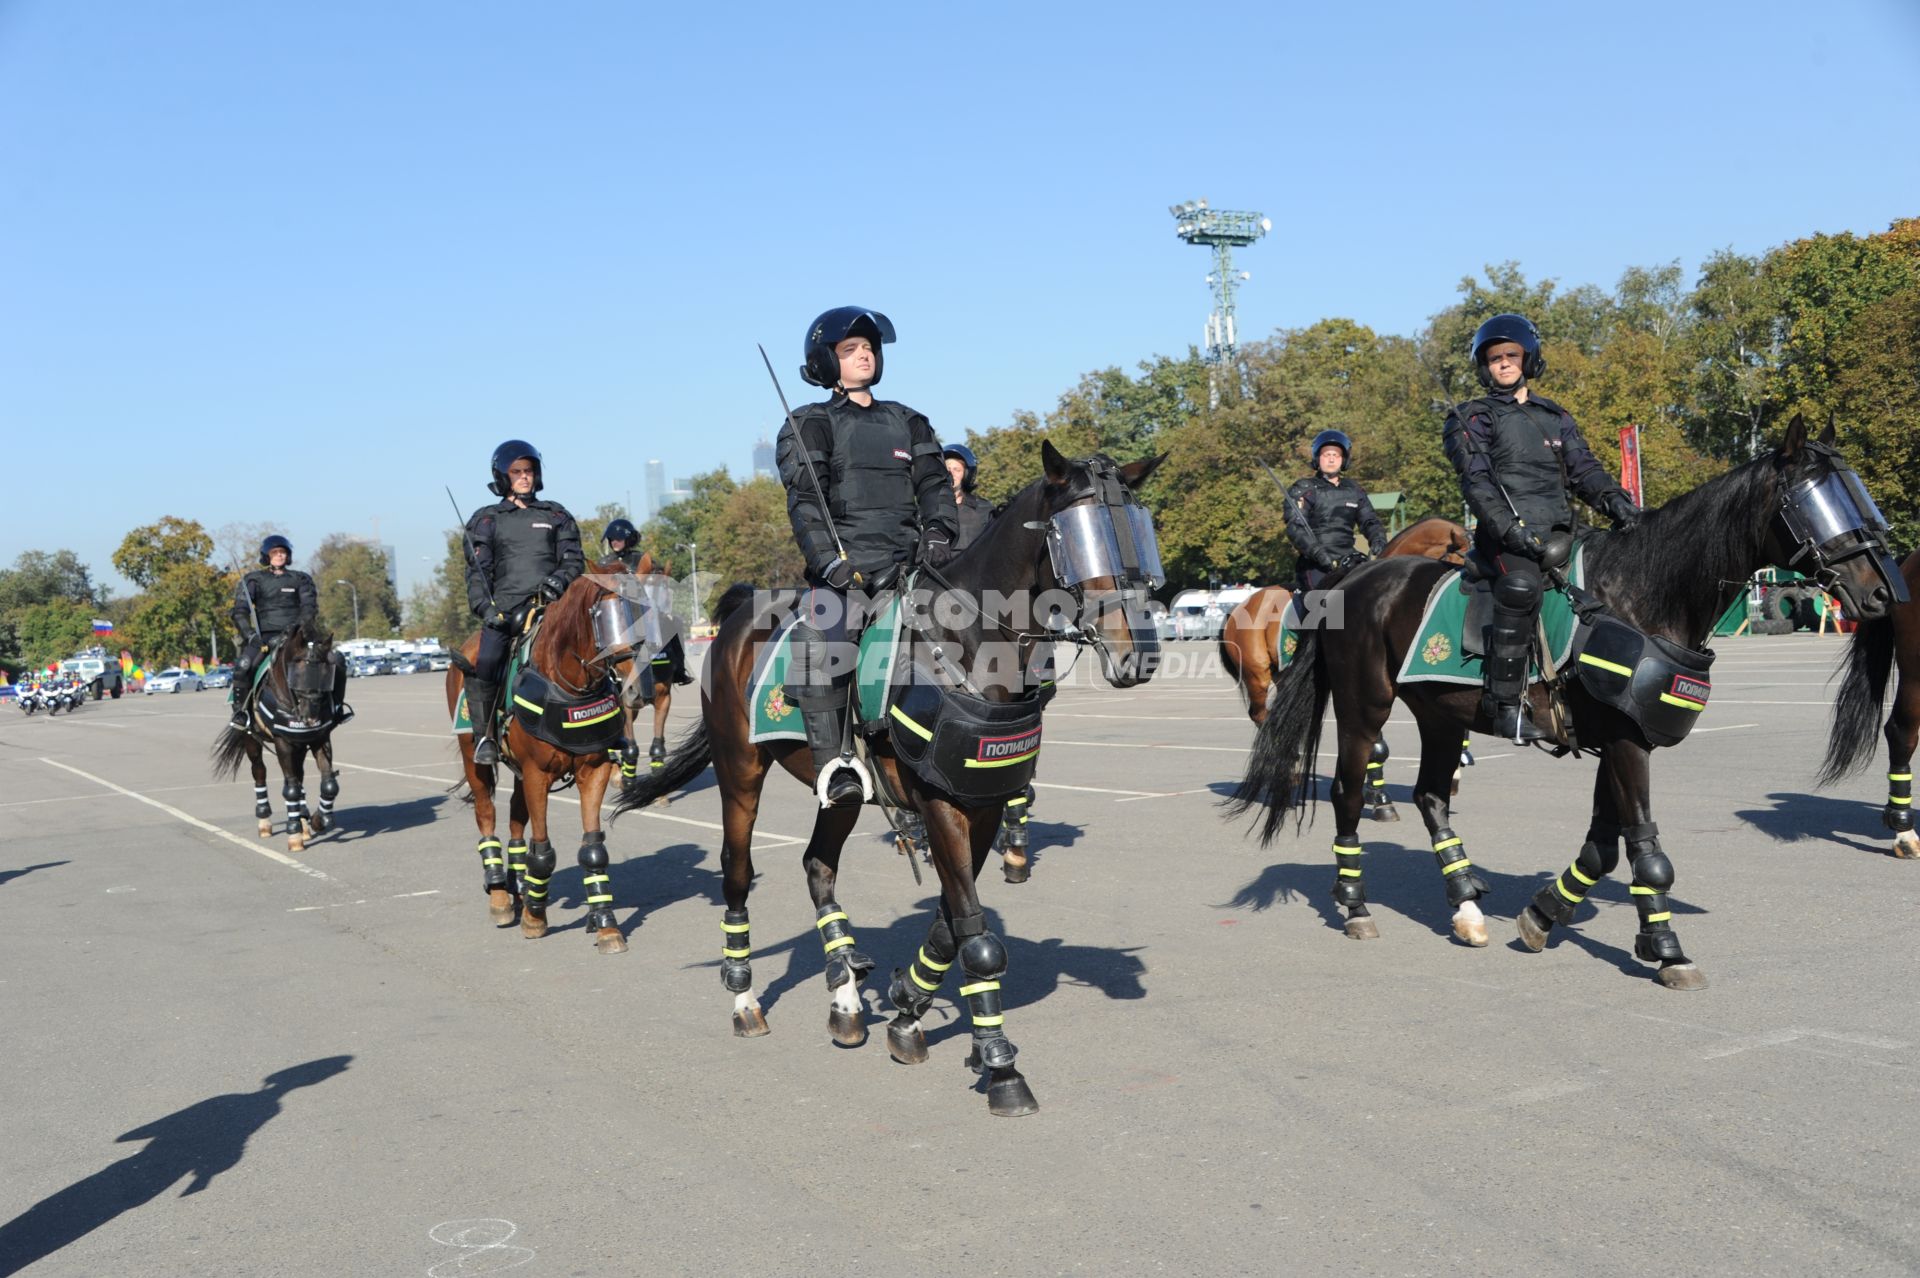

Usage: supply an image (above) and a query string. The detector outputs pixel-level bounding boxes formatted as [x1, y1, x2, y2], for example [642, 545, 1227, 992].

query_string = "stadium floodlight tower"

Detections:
[1169, 198, 1272, 407]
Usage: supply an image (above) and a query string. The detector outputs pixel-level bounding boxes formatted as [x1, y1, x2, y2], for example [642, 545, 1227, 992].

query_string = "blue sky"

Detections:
[3, 0, 1916, 597]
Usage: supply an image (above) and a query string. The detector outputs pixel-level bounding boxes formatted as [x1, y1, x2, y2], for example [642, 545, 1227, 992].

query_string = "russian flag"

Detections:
[92, 619, 114, 634]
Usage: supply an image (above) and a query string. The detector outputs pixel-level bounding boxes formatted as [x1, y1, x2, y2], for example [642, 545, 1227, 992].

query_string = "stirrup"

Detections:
[814, 754, 873, 808]
[473, 736, 500, 766]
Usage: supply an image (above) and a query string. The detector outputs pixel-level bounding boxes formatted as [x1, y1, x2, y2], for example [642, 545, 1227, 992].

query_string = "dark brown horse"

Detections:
[615, 443, 1166, 1116]
[211, 621, 347, 854]
[1227, 418, 1906, 987]
[446, 561, 645, 954]
[1822, 549, 1920, 858]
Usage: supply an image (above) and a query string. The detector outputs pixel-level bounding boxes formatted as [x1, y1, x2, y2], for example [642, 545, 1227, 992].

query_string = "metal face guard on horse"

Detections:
[1822, 549, 1920, 859]
[1226, 416, 1907, 987]
[447, 560, 657, 954]
[613, 442, 1166, 1116]
[210, 621, 350, 854]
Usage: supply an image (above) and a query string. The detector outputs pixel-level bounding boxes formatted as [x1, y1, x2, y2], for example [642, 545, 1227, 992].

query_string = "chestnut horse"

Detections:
[1821, 549, 1920, 858]
[446, 562, 642, 954]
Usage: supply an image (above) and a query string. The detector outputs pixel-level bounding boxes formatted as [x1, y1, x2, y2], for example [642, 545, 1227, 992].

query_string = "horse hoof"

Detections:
[1516, 906, 1550, 952]
[521, 912, 548, 940]
[487, 889, 516, 926]
[828, 1005, 867, 1047]
[287, 836, 304, 853]
[1002, 860, 1030, 885]
[1370, 805, 1400, 823]
[1892, 831, 1920, 859]
[1658, 962, 1708, 991]
[1343, 916, 1379, 941]
[986, 1068, 1040, 1117]
[886, 1018, 929, 1065]
[257, 820, 271, 838]
[1453, 915, 1489, 947]
[594, 927, 627, 955]
[733, 1006, 770, 1038]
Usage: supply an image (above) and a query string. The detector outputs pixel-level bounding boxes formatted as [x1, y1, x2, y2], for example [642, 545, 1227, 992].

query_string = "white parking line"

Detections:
[1032, 781, 1165, 798]
[372, 729, 455, 739]
[1046, 738, 1248, 754]
[36, 758, 329, 880]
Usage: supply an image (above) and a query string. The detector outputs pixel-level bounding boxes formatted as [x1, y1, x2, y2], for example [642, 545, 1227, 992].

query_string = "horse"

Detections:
[1219, 517, 1473, 822]
[1225, 417, 1906, 986]
[211, 621, 348, 854]
[609, 550, 685, 779]
[1821, 549, 1920, 858]
[446, 560, 649, 954]
[614, 442, 1166, 1116]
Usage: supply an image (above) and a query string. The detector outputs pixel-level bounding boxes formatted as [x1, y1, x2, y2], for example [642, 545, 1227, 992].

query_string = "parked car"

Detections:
[201, 665, 234, 690]
[427, 655, 452, 671]
[391, 656, 430, 674]
[145, 668, 204, 694]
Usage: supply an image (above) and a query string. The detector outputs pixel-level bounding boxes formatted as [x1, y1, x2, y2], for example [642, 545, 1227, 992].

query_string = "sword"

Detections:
[445, 486, 499, 621]
[758, 343, 851, 574]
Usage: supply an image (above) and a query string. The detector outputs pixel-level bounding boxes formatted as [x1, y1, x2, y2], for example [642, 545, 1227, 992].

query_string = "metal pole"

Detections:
[335, 580, 360, 640]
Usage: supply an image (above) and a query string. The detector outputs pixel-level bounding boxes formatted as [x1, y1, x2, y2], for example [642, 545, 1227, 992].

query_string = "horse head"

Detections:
[276, 621, 340, 728]
[1763, 415, 1909, 621]
[1036, 440, 1169, 688]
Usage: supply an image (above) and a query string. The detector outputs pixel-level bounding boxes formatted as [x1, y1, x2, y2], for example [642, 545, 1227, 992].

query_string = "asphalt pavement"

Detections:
[1, 634, 1915, 1276]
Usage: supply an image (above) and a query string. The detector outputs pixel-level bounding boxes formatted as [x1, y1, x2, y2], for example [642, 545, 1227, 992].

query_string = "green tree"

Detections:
[576, 501, 632, 565]
[404, 531, 477, 648]
[113, 517, 216, 591]
[702, 477, 806, 599]
[112, 518, 234, 664]
[307, 535, 400, 639]
[1830, 286, 1920, 551]
[1764, 230, 1918, 420]
[0, 549, 97, 614]
[1685, 249, 1779, 460]
[640, 470, 738, 568]
[13, 599, 97, 668]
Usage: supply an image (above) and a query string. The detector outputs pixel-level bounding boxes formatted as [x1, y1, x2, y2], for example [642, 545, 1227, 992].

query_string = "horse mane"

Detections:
[950, 478, 1047, 587]
[1581, 453, 1777, 645]
[537, 571, 604, 669]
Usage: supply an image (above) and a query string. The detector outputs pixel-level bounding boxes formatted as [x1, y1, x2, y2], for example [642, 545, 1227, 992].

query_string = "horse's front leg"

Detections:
[1363, 734, 1400, 822]
[649, 681, 671, 771]
[519, 770, 557, 940]
[309, 740, 338, 835]
[1411, 718, 1490, 945]
[1885, 680, 1918, 858]
[282, 743, 310, 852]
[249, 740, 272, 838]
[1327, 719, 1382, 940]
[1517, 765, 1620, 953]
[575, 759, 625, 954]
[1600, 739, 1705, 991]
[801, 801, 871, 1046]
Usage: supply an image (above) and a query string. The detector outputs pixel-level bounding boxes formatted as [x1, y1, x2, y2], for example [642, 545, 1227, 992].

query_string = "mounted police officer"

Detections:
[603, 522, 693, 688]
[1443, 314, 1641, 744]
[463, 440, 584, 766]
[777, 306, 957, 806]
[944, 443, 995, 551]
[1284, 430, 1389, 592]
[228, 534, 318, 728]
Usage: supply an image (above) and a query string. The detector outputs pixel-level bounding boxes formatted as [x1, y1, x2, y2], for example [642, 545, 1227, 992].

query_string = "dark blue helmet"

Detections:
[488, 440, 543, 496]
[942, 442, 978, 491]
[259, 534, 293, 565]
[1469, 313, 1545, 388]
[801, 307, 896, 390]
[1310, 430, 1352, 470]
[602, 517, 638, 546]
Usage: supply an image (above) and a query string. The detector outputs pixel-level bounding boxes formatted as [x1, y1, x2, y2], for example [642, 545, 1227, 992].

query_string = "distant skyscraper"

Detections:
[752, 437, 776, 480]
[644, 459, 667, 521]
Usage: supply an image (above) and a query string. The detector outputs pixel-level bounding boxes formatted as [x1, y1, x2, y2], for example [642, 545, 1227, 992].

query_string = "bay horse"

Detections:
[1220, 518, 1475, 822]
[1821, 549, 1920, 858]
[614, 442, 1166, 1116]
[211, 620, 347, 854]
[446, 561, 648, 954]
[1226, 417, 1906, 987]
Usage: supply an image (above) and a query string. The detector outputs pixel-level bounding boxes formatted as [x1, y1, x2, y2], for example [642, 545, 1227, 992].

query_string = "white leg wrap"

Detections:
[733, 989, 760, 1013]
[831, 980, 861, 1015]
[1453, 900, 1485, 925]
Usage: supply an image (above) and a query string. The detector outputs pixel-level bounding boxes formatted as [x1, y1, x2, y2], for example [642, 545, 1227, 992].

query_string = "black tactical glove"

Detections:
[822, 558, 857, 591]
[1338, 551, 1368, 571]
[917, 531, 955, 571]
[482, 608, 513, 632]
[1602, 492, 1642, 531]
[537, 573, 569, 603]
[1501, 523, 1548, 560]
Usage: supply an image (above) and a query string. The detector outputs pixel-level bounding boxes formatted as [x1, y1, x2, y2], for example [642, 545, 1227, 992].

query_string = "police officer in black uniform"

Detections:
[777, 306, 957, 805]
[603, 521, 693, 688]
[1284, 430, 1389, 592]
[943, 443, 995, 550]
[1443, 314, 1640, 743]
[463, 440, 585, 765]
[229, 534, 319, 728]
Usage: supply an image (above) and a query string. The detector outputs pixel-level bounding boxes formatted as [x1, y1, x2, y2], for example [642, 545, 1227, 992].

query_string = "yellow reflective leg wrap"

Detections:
[522, 875, 549, 903]
[909, 945, 952, 992]
[506, 840, 528, 876]
[1333, 841, 1363, 877]
[477, 838, 503, 868]
[816, 905, 858, 958]
[583, 873, 613, 906]
[960, 978, 1004, 1028]
[1890, 772, 1912, 807]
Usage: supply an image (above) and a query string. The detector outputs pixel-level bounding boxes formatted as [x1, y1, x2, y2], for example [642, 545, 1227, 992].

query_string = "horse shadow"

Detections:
[543, 841, 726, 938]
[715, 896, 1147, 1037]
[324, 795, 446, 843]
[0, 1056, 351, 1278]
[1734, 791, 1889, 855]
[0, 861, 68, 888]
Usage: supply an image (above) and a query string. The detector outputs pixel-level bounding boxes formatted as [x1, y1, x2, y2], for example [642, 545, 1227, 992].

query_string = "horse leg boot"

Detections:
[1000, 786, 1033, 883]
[505, 838, 529, 901]
[468, 677, 502, 767]
[282, 778, 309, 851]
[1332, 836, 1376, 939]
[1364, 736, 1399, 822]
[253, 781, 273, 838]
[476, 837, 514, 924]
[1624, 823, 1704, 990]
[578, 831, 625, 954]
[816, 902, 876, 1046]
[952, 911, 1037, 1116]
[312, 769, 339, 835]
[719, 911, 767, 1037]
[1517, 825, 1619, 951]
[1887, 769, 1916, 858]
[519, 840, 556, 939]
[886, 916, 956, 1065]
[1483, 577, 1548, 745]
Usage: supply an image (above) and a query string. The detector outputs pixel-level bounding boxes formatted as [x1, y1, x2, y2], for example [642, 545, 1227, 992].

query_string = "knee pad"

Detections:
[318, 773, 340, 801]
[720, 909, 753, 991]
[959, 931, 1008, 980]
[281, 780, 302, 803]
[1369, 737, 1389, 764]
[577, 831, 609, 871]
[1493, 572, 1541, 613]
[1627, 823, 1671, 891]
[524, 840, 557, 878]
[1333, 878, 1366, 908]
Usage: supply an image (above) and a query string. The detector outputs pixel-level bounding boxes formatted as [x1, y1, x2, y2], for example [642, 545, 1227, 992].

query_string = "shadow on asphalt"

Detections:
[0, 860, 68, 888]
[325, 794, 447, 843]
[1735, 791, 1889, 855]
[0, 1055, 352, 1278]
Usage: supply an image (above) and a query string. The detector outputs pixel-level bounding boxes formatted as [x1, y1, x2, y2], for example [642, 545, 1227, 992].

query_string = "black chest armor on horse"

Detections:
[1468, 394, 1578, 533]
[484, 501, 572, 610]
[244, 570, 313, 634]
[819, 399, 923, 573]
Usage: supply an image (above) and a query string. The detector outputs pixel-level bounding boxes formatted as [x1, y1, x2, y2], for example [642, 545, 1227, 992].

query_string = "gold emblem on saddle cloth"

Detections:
[1421, 633, 1452, 666]
[764, 687, 793, 721]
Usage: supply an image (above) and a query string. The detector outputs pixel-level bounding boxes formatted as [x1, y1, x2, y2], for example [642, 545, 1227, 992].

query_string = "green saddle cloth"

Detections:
[747, 591, 907, 743]
[1395, 545, 1586, 686]
[450, 631, 536, 736]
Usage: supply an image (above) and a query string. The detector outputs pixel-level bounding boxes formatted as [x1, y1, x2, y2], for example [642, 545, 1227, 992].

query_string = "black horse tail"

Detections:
[210, 724, 253, 781]
[1818, 615, 1895, 786]
[611, 721, 712, 818]
[1222, 628, 1330, 845]
[709, 581, 756, 626]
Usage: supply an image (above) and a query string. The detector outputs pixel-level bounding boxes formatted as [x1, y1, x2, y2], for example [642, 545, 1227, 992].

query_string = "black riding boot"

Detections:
[229, 661, 254, 729]
[1481, 607, 1548, 745]
[468, 677, 502, 766]
[793, 689, 862, 806]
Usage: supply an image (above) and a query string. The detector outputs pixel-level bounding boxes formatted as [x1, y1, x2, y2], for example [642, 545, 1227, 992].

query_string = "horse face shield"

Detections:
[590, 592, 662, 664]
[1778, 464, 1909, 615]
[1044, 468, 1165, 685]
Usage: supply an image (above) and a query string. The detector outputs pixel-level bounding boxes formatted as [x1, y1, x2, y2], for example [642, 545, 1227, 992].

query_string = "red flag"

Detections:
[1618, 425, 1643, 505]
